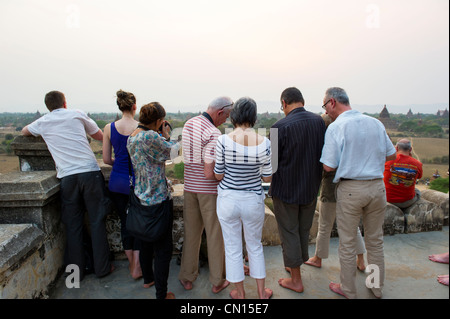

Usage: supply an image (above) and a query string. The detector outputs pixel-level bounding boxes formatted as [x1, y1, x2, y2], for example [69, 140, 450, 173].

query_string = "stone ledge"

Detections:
[0, 171, 59, 206]
[262, 206, 280, 246]
[0, 224, 44, 273]
[384, 204, 405, 235]
[404, 198, 444, 233]
[421, 189, 449, 226]
[0, 171, 61, 234]
[0, 223, 64, 299]
[11, 136, 55, 172]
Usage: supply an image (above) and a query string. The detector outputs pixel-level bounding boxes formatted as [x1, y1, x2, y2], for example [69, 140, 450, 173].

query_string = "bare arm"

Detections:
[386, 153, 396, 162]
[204, 161, 217, 180]
[262, 175, 272, 183]
[90, 129, 103, 141]
[22, 126, 32, 136]
[102, 124, 114, 165]
[323, 164, 336, 172]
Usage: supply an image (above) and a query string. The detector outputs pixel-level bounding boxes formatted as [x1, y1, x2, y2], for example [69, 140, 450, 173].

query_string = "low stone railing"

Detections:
[0, 135, 448, 298]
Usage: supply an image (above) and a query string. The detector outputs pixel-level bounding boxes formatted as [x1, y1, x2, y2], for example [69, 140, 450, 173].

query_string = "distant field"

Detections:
[422, 164, 448, 181]
[2, 130, 448, 181]
[409, 137, 449, 162]
[0, 154, 19, 174]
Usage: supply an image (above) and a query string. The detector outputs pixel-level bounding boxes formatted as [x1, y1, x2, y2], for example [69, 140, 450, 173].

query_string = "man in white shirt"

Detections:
[320, 87, 396, 299]
[22, 91, 112, 280]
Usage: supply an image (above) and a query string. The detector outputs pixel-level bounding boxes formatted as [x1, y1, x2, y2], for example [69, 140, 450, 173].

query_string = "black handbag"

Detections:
[126, 127, 173, 242]
[126, 189, 173, 243]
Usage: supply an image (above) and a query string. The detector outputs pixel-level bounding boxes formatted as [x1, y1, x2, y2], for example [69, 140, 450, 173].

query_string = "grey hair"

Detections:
[325, 87, 350, 105]
[207, 96, 234, 111]
[230, 97, 257, 127]
[396, 140, 412, 151]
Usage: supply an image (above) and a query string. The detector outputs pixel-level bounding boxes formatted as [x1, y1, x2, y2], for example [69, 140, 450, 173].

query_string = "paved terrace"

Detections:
[48, 226, 449, 300]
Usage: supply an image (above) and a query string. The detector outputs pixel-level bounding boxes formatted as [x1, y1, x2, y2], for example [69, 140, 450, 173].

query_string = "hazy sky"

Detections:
[0, 0, 448, 114]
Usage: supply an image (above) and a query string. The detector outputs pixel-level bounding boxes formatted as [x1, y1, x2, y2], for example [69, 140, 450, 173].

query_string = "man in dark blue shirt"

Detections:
[269, 87, 325, 293]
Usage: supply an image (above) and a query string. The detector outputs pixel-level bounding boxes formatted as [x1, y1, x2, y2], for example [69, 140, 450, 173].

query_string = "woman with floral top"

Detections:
[127, 102, 179, 299]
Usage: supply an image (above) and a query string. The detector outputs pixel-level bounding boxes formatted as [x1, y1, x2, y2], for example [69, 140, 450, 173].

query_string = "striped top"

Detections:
[182, 114, 221, 194]
[214, 134, 272, 195]
[270, 107, 326, 205]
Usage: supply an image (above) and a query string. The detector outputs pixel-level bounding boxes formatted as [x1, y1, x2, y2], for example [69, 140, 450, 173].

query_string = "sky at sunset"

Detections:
[0, 0, 448, 114]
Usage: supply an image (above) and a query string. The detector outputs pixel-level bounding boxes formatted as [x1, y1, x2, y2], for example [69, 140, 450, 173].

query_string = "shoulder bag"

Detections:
[126, 126, 173, 242]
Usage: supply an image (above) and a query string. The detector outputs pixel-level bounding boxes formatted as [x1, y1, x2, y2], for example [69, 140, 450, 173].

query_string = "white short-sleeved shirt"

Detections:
[320, 110, 396, 183]
[27, 108, 100, 178]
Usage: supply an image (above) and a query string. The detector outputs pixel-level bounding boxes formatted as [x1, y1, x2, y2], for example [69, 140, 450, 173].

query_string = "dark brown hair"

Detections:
[116, 90, 136, 112]
[280, 87, 305, 106]
[44, 91, 66, 111]
[139, 102, 166, 125]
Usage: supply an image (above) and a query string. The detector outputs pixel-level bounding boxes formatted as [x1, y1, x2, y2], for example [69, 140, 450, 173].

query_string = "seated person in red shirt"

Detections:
[383, 138, 423, 209]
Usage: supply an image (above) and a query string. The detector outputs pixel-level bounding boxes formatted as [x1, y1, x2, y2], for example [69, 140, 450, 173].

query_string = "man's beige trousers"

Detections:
[335, 179, 386, 299]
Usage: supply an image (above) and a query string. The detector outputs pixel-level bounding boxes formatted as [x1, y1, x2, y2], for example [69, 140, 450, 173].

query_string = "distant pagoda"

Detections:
[437, 108, 449, 117]
[378, 105, 398, 130]
[406, 109, 414, 118]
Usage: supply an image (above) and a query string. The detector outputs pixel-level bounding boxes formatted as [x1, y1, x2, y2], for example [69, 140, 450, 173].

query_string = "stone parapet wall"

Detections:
[10, 136, 55, 172]
[0, 171, 65, 299]
[421, 189, 449, 226]
[0, 224, 64, 299]
[0, 135, 448, 298]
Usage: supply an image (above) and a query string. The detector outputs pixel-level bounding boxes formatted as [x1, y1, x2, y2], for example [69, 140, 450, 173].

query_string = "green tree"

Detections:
[174, 162, 184, 179]
[429, 177, 449, 194]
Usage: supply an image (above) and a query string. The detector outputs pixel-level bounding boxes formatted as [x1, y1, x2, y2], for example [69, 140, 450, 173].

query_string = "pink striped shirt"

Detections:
[182, 114, 220, 194]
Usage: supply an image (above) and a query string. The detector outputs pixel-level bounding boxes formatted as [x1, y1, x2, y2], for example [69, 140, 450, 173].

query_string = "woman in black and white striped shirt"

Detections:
[214, 97, 273, 299]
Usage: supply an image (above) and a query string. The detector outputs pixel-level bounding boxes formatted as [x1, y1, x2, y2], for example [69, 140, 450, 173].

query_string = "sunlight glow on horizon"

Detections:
[0, 0, 448, 114]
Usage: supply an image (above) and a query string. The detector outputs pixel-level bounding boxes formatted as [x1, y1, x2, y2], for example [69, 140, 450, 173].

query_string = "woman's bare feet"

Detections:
[165, 292, 176, 299]
[429, 252, 449, 264]
[131, 250, 142, 279]
[437, 275, 449, 286]
[143, 281, 155, 288]
[230, 288, 245, 299]
[259, 287, 273, 299]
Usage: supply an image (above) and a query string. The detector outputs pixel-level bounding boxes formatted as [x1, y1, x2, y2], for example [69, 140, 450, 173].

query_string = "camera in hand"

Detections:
[159, 121, 172, 132]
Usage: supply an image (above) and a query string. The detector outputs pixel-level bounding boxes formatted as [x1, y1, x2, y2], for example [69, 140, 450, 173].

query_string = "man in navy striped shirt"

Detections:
[269, 87, 326, 293]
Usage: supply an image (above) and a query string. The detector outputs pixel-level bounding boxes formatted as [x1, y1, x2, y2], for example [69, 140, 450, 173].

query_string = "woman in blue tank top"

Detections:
[103, 90, 143, 280]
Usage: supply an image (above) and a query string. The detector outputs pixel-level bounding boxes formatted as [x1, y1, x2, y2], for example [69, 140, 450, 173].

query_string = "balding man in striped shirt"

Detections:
[178, 96, 233, 294]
